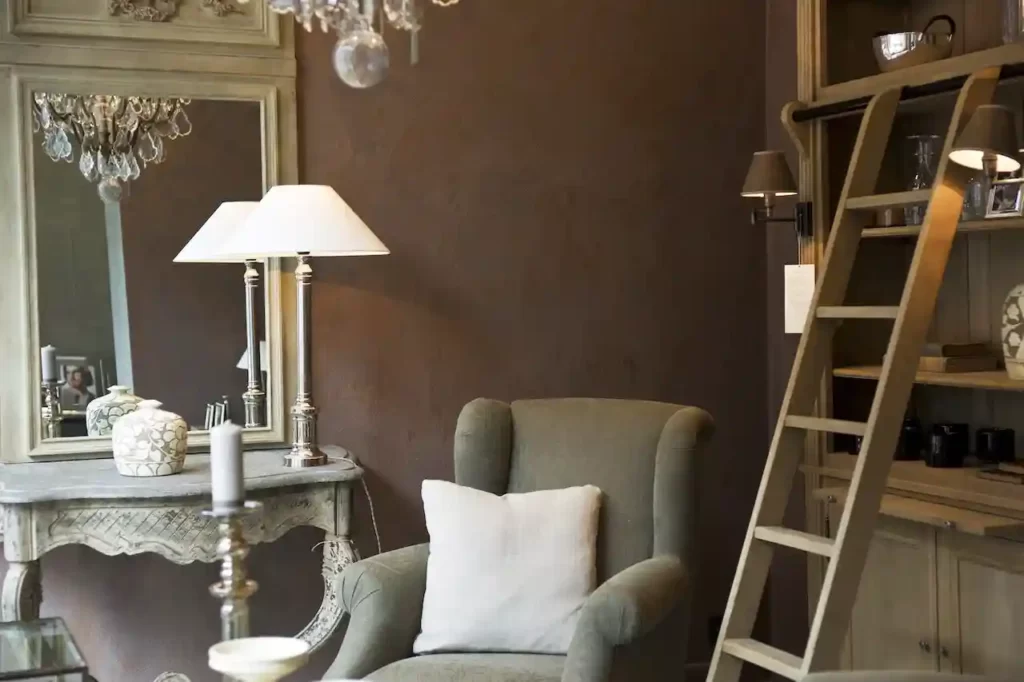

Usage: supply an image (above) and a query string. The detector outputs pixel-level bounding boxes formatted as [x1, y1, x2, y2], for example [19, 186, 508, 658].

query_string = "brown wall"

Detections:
[23, 3, 771, 680]
[764, 0, 810, 656]
[303, 0, 767, 666]
[34, 140, 115, 393]
[121, 99, 264, 425]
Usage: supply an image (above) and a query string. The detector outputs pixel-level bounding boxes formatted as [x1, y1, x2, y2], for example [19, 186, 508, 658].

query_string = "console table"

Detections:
[0, 446, 361, 654]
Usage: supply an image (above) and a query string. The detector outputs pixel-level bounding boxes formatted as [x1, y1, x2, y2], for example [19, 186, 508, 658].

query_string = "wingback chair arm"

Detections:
[562, 555, 687, 682]
[323, 544, 430, 680]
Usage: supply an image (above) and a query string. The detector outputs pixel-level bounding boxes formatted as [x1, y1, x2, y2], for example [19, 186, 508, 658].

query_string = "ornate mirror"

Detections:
[0, 67, 297, 460]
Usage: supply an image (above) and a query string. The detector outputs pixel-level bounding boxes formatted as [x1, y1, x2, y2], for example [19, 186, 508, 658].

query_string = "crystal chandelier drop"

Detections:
[31, 94, 192, 203]
[240, 0, 459, 88]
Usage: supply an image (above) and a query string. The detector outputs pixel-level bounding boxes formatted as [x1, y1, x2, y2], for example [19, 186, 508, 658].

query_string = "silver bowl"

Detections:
[873, 14, 955, 73]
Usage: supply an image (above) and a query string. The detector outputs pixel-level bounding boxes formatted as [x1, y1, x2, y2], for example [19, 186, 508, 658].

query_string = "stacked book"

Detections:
[918, 342, 997, 373]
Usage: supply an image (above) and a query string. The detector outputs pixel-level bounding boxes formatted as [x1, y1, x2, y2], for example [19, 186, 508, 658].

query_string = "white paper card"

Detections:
[784, 264, 816, 335]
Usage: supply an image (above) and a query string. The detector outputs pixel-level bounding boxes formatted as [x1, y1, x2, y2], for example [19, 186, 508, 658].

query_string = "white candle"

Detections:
[40, 345, 58, 383]
[210, 421, 244, 512]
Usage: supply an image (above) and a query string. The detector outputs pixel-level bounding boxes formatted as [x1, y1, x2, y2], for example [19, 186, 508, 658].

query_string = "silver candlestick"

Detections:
[285, 253, 326, 468]
[205, 502, 261, 642]
[242, 259, 265, 429]
[41, 381, 62, 439]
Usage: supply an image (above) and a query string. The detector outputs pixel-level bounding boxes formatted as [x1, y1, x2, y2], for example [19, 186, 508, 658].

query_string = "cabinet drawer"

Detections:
[815, 487, 1024, 541]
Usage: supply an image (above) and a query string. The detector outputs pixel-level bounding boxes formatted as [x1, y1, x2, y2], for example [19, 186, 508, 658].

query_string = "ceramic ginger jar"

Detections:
[112, 400, 188, 477]
[86, 385, 143, 436]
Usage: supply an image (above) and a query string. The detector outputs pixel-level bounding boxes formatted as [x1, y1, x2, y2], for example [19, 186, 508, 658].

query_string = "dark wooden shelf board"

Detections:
[816, 43, 1024, 108]
[862, 217, 1024, 239]
[806, 453, 1024, 518]
[834, 365, 1024, 392]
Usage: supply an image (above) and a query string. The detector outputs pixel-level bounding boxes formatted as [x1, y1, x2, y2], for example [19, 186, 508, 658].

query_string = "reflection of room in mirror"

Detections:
[31, 94, 192, 203]
[34, 98, 268, 437]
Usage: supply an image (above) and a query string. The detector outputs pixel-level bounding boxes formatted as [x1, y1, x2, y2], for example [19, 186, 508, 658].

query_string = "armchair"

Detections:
[324, 397, 714, 682]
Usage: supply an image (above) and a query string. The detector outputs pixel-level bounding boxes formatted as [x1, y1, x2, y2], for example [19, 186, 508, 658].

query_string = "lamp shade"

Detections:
[948, 104, 1021, 173]
[174, 202, 259, 263]
[741, 150, 798, 198]
[210, 185, 389, 258]
[236, 340, 269, 372]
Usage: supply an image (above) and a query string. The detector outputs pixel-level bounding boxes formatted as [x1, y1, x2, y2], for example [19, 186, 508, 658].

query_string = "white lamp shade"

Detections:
[174, 202, 260, 263]
[210, 185, 389, 258]
[236, 340, 269, 372]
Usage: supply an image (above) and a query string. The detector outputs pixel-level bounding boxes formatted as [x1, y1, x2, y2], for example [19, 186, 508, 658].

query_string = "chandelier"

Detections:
[239, 0, 459, 88]
[31, 94, 192, 203]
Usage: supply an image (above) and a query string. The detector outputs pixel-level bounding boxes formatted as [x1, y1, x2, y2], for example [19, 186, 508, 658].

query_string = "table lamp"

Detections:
[948, 104, 1021, 182]
[210, 185, 389, 468]
[174, 202, 267, 429]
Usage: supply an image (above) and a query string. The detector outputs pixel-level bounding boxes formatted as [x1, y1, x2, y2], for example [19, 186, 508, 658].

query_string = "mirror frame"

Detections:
[0, 65, 298, 461]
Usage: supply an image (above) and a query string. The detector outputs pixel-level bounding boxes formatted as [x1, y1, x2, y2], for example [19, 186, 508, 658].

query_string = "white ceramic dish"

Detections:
[208, 637, 310, 682]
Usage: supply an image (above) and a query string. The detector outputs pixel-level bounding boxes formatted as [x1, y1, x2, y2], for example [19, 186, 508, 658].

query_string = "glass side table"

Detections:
[0, 618, 89, 681]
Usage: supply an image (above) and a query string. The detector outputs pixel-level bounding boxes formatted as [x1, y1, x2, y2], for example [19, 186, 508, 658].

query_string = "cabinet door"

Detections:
[938, 531, 1024, 677]
[839, 512, 940, 671]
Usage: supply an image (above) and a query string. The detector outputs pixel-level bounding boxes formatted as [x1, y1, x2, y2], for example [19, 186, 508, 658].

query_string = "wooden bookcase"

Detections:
[795, 1, 1024, 676]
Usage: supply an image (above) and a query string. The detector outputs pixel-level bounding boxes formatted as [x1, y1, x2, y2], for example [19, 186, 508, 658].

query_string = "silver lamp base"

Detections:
[283, 449, 328, 468]
[242, 260, 266, 429]
[284, 395, 326, 468]
[242, 388, 266, 429]
[285, 254, 327, 469]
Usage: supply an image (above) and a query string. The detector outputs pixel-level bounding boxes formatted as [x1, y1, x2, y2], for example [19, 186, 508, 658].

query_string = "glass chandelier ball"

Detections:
[333, 29, 390, 89]
[98, 178, 123, 203]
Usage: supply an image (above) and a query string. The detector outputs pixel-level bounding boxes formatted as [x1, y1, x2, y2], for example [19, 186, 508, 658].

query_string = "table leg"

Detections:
[296, 534, 358, 652]
[1, 561, 42, 622]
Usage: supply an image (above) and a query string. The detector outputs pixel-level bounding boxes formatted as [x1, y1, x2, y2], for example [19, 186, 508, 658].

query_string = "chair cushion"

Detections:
[414, 480, 602, 655]
[368, 653, 565, 682]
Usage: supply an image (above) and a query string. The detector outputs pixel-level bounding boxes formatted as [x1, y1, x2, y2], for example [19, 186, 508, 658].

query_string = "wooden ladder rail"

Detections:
[705, 66, 1001, 682]
[801, 67, 999, 674]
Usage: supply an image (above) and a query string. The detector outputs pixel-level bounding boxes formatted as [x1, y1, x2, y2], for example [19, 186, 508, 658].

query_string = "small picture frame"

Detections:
[57, 356, 100, 396]
[986, 179, 1024, 219]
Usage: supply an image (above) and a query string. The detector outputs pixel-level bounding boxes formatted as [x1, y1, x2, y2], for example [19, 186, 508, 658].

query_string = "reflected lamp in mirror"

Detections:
[237, 341, 269, 373]
[948, 104, 1021, 182]
[211, 185, 389, 468]
[174, 202, 267, 429]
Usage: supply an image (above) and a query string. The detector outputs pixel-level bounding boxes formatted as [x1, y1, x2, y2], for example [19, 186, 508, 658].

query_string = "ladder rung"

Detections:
[721, 638, 802, 680]
[785, 415, 867, 436]
[754, 525, 835, 557]
[817, 305, 899, 319]
[846, 189, 931, 210]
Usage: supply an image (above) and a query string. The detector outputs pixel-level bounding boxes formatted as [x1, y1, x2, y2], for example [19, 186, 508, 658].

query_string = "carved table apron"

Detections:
[0, 446, 361, 654]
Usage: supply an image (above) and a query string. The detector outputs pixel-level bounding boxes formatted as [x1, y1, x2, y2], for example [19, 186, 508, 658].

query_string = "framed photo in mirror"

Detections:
[57, 356, 101, 410]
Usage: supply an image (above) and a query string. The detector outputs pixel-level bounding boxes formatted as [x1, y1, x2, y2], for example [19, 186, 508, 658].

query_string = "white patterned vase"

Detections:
[1002, 283, 1024, 380]
[86, 385, 144, 436]
[112, 400, 188, 477]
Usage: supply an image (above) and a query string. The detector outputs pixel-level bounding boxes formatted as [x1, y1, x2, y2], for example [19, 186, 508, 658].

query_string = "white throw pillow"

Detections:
[414, 480, 602, 655]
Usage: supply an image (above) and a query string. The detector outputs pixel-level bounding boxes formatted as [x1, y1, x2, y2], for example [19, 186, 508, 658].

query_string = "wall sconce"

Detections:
[741, 150, 812, 239]
[948, 104, 1021, 183]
